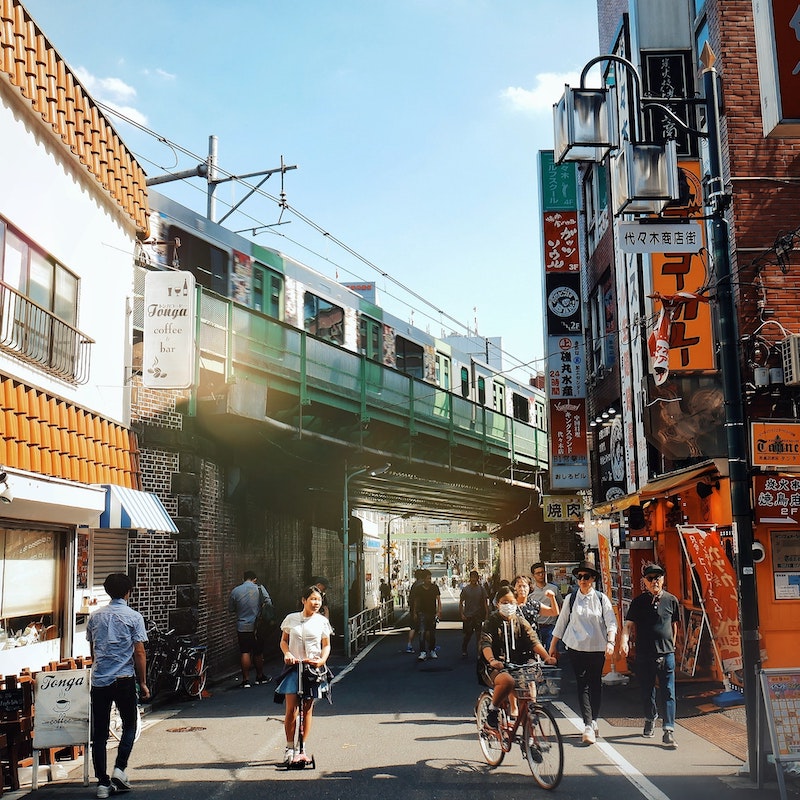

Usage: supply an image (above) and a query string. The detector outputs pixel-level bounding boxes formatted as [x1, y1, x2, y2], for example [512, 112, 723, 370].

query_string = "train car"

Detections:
[138, 190, 545, 431]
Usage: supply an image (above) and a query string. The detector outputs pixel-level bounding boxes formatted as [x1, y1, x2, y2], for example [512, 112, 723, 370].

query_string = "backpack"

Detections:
[253, 589, 277, 644]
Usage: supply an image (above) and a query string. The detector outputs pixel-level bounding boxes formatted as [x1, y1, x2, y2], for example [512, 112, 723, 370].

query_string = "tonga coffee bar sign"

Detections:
[32, 669, 91, 748]
[751, 422, 800, 469]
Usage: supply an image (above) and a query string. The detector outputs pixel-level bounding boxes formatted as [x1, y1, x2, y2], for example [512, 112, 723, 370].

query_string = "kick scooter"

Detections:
[286, 661, 316, 770]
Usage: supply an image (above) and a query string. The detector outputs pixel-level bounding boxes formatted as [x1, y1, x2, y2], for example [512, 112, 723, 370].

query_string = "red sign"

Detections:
[543, 211, 579, 272]
[679, 526, 742, 677]
[774, 0, 800, 120]
[753, 474, 800, 524]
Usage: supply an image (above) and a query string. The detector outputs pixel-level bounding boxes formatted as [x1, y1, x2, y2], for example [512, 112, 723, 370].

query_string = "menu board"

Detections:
[33, 669, 90, 748]
[760, 669, 800, 759]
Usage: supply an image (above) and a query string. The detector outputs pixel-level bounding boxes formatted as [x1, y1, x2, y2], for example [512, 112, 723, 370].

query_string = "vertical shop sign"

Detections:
[678, 526, 743, 679]
[540, 150, 589, 490]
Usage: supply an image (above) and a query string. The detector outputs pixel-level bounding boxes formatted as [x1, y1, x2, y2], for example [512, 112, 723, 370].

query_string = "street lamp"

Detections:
[342, 462, 390, 657]
[553, 45, 760, 775]
[385, 513, 412, 582]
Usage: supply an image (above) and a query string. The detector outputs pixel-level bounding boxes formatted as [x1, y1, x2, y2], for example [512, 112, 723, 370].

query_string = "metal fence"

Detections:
[347, 600, 394, 655]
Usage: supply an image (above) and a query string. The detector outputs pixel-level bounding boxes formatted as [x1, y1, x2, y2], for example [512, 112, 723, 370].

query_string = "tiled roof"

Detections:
[0, 0, 149, 236]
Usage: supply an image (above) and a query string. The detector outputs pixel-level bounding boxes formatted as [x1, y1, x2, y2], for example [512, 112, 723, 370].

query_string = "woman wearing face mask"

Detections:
[479, 585, 556, 731]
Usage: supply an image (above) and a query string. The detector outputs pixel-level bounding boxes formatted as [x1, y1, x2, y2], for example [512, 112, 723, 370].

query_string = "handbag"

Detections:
[302, 663, 329, 687]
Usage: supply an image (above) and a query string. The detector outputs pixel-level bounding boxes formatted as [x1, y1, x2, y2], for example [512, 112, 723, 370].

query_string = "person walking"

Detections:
[548, 560, 617, 745]
[409, 569, 442, 661]
[529, 562, 561, 649]
[513, 574, 555, 632]
[229, 570, 273, 687]
[86, 573, 149, 798]
[619, 563, 681, 748]
[274, 585, 332, 765]
[459, 570, 489, 657]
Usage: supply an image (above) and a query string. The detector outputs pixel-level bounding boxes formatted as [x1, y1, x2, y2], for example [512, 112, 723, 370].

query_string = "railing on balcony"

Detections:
[196, 290, 549, 470]
[0, 281, 93, 384]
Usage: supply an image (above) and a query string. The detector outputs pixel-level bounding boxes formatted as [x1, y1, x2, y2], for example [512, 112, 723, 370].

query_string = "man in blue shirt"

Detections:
[87, 573, 149, 798]
[228, 570, 273, 687]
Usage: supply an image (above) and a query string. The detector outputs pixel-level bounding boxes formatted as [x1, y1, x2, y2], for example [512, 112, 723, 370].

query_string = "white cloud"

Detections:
[74, 67, 147, 125]
[501, 71, 581, 113]
[142, 67, 177, 81]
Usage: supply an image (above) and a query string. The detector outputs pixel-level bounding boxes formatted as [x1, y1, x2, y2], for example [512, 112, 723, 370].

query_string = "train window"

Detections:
[512, 392, 530, 422]
[435, 353, 451, 389]
[493, 381, 505, 412]
[477, 376, 486, 405]
[460, 367, 469, 398]
[303, 292, 344, 344]
[359, 316, 382, 361]
[252, 265, 282, 318]
[168, 225, 228, 295]
[395, 336, 424, 379]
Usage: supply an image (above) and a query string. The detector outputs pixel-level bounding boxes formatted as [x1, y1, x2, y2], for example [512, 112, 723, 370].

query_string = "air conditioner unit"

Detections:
[780, 335, 800, 386]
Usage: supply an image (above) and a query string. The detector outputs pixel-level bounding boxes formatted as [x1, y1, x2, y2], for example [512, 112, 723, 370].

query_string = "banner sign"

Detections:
[678, 526, 743, 676]
[33, 669, 91, 748]
[142, 270, 197, 389]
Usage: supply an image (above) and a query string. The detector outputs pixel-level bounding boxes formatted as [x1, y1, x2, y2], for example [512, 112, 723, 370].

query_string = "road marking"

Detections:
[552, 700, 671, 800]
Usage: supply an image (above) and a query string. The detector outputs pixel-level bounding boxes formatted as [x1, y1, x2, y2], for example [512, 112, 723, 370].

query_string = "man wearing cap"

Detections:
[528, 562, 561, 650]
[619, 563, 681, 749]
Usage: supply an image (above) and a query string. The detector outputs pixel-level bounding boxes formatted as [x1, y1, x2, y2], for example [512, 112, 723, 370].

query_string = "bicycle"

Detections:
[108, 701, 142, 742]
[145, 621, 208, 700]
[475, 662, 564, 789]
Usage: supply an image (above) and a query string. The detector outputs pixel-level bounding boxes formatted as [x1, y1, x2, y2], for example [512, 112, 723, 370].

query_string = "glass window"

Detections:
[252, 265, 282, 318]
[512, 392, 530, 422]
[29, 250, 53, 309]
[303, 292, 344, 344]
[493, 381, 505, 412]
[460, 366, 469, 398]
[395, 336, 424, 378]
[477, 376, 486, 405]
[435, 353, 451, 389]
[54, 268, 78, 326]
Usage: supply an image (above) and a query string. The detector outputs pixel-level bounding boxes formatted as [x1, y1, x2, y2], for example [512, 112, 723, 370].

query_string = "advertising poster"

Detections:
[547, 336, 585, 400]
[33, 669, 91, 748]
[760, 669, 800, 758]
[545, 273, 582, 336]
[549, 397, 590, 489]
[678, 526, 743, 676]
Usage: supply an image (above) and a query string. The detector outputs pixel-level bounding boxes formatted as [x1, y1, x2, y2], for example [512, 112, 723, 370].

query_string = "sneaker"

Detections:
[662, 729, 677, 748]
[255, 675, 272, 685]
[429, 650, 438, 659]
[96, 784, 114, 799]
[582, 724, 596, 744]
[405, 645, 414, 653]
[111, 768, 131, 792]
[417, 651, 427, 661]
[283, 747, 294, 765]
[591, 720, 599, 735]
[643, 717, 657, 738]
[461, 651, 468, 658]
[485, 707, 500, 730]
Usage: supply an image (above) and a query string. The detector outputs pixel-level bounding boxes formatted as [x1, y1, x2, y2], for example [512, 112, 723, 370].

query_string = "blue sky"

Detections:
[24, 0, 599, 383]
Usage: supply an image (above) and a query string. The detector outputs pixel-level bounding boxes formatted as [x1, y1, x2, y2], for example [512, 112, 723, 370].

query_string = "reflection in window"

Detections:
[512, 393, 530, 422]
[303, 292, 344, 344]
[395, 336, 424, 379]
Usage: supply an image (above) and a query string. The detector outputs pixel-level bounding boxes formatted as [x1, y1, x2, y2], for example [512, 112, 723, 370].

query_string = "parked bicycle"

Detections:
[475, 662, 564, 789]
[145, 621, 208, 700]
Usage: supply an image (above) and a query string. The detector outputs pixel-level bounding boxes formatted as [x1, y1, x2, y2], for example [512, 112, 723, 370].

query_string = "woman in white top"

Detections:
[275, 585, 332, 764]
[548, 561, 617, 745]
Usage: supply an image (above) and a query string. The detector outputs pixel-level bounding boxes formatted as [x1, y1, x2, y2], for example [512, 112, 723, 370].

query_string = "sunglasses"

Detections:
[644, 575, 663, 582]
[576, 573, 594, 580]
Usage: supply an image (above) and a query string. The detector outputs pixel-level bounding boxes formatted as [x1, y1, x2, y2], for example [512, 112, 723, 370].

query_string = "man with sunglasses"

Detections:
[619, 563, 681, 749]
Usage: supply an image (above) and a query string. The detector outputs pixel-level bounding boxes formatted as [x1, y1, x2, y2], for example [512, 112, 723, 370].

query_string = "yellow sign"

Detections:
[542, 495, 583, 522]
[751, 422, 800, 468]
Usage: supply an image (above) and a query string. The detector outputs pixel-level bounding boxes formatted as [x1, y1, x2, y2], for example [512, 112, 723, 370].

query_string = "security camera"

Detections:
[752, 541, 766, 564]
[0, 483, 12, 504]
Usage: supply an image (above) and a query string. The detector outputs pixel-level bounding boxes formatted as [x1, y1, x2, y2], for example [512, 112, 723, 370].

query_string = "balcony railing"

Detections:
[0, 281, 93, 384]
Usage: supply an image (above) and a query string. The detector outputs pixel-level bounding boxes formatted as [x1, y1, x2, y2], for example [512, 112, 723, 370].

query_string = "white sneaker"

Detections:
[591, 720, 599, 734]
[582, 724, 596, 744]
[283, 747, 294, 765]
[111, 768, 131, 792]
[96, 785, 113, 799]
[429, 650, 438, 659]
[417, 651, 427, 661]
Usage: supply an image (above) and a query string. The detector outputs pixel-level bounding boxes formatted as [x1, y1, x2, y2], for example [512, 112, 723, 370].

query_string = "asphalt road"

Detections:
[18, 588, 799, 800]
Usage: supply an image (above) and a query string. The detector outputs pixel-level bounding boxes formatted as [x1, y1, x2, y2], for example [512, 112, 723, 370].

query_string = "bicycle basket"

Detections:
[511, 663, 542, 697]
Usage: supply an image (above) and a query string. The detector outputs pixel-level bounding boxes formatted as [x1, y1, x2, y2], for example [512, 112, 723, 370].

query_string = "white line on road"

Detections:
[552, 700, 672, 800]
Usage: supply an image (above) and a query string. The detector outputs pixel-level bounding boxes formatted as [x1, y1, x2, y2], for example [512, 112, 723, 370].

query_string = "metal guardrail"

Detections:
[347, 600, 394, 655]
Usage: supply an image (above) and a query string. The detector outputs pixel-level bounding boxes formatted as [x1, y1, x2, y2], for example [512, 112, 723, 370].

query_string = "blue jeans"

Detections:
[636, 652, 676, 729]
[91, 678, 138, 783]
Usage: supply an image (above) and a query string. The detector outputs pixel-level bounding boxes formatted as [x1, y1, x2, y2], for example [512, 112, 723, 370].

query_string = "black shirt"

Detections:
[625, 589, 681, 656]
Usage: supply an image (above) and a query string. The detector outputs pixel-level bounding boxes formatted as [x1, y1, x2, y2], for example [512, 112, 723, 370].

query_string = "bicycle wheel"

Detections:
[523, 704, 564, 790]
[180, 652, 208, 698]
[108, 702, 142, 743]
[475, 692, 505, 767]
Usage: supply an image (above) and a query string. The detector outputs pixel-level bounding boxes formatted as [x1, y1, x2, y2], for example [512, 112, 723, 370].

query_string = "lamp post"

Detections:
[342, 463, 390, 658]
[385, 512, 412, 582]
[553, 45, 760, 776]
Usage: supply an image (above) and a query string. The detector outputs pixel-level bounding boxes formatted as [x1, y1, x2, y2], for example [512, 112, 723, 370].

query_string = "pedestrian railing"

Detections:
[347, 600, 394, 655]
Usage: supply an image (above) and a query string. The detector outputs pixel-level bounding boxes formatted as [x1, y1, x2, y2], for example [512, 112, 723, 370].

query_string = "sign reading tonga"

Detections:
[32, 668, 91, 788]
[758, 668, 800, 799]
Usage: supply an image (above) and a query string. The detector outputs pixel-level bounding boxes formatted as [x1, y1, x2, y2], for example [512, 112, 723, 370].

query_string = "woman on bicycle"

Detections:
[480, 585, 556, 730]
[274, 585, 332, 765]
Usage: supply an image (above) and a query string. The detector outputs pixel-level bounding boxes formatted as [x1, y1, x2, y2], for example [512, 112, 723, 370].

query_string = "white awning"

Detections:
[99, 484, 178, 533]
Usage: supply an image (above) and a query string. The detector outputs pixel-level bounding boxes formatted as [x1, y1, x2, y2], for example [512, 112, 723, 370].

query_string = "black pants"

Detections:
[91, 677, 138, 783]
[567, 649, 606, 725]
